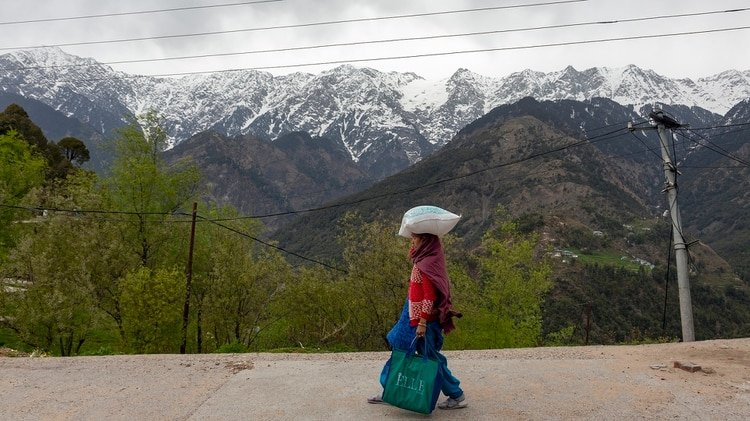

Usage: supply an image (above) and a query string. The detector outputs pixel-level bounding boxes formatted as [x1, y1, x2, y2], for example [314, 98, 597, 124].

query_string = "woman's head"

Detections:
[410, 233, 427, 249]
[409, 233, 440, 261]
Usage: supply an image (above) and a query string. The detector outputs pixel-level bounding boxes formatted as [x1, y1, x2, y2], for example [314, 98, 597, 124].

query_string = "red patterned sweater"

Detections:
[408, 265, 439, 326]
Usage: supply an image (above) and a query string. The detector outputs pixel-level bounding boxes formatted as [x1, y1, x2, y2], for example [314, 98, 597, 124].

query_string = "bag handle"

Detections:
[407, 333, 431, 360]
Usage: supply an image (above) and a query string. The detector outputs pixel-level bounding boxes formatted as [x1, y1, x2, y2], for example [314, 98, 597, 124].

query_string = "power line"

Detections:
[0, 0, 586, 51]
[675, 131, 750, 167]
[1, 123, 630, 223]
[5, 120, 745, 227]
[181, 122, 637, 215]
[6, 7, 748, 70]
[629, 131, 665, 163]
[681, 128, 747, 163]
[186, 121, 648, 213]
[196, 214, 347, 272]
[51, 25, 750, 80]
[0, 0, 284, 26]
[0, 201, 344, 271]
[203, 123, 668, 274]
[207, 126, 631, 221]
[680, 122, 750, 131]
[0, 203, 187, 217]
[0, 122, 652, 272]
[680, 165, 748, 169]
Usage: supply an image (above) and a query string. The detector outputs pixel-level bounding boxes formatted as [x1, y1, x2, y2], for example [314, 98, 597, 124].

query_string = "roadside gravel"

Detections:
[1, 338, 748, 420]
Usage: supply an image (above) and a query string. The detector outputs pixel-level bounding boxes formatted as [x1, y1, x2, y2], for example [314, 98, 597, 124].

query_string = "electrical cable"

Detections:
[0, 121, 691, 273]
[6, 7, 749, 70]
[206, 125, 631, 221]
[675, 131, 750, 167]
[51, 25, 750, 80]
[698, 126, 750, 140]
[0, 1, 284, 26]
[195, 213, 347, 272]
[674, 122, 750, 131]
[629, 131, 665, 163]
[195, 120, 640, 213]
[662, 224, 673, 333]
[681, 127, 742, 158]
[0, 0, 586, 50]
[677, 129, 750, 167]
[0, 123, 631, 223]
[0, 203, 186, 217]
[680, 165, 747, 169]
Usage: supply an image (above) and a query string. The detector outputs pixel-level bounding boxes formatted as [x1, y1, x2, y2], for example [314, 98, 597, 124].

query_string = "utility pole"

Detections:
[180, 202, 198, 354]
[648, 110, 695, 342]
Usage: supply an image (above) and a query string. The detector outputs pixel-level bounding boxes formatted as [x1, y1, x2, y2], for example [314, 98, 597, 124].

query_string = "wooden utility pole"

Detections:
[180, 202, 198, 354]
[648, 110, 695, 342]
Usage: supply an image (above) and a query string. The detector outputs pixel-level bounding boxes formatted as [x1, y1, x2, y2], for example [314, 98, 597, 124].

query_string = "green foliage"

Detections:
[337, 213, 412, 349]
[448, 210, 552, 349]
[2, 111, 747, 355]
[105, 115, 201, 267]
[275, 266, 351, 349]
[57, 137, 90, 166]
[0, 104, 73, 178]
[543, 325, 577, 346]
[121, 267, 184, 353]
[0, 104, 50, 155]
[194, 205, 290, 352]
[537, 263, 747, 344]
[573, 249, 645, 272]
[0, 130, 46, 199]
[0, 130, 47, 259]
[274, 213, 409, 351]
[1, 209, 104, 356]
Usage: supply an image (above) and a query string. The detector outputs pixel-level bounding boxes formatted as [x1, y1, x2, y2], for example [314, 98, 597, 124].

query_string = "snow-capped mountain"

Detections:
[2, 47, 749, 178]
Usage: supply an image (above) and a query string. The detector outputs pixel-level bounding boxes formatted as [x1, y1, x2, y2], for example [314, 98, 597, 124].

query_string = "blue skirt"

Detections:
[381, 299, 464, 400]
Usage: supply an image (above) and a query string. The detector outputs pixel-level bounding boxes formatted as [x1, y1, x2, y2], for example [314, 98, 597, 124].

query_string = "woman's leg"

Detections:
[427, 322, 463, 399]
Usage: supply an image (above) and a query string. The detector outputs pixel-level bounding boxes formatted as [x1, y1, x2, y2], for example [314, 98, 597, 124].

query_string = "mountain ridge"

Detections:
[3, 47, 748, 178]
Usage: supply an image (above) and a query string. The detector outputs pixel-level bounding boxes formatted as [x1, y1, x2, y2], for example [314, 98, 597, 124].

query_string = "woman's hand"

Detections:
[416, 323, 427, 338]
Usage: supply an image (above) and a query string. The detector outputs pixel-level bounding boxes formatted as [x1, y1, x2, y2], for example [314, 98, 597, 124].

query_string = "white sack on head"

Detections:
[398, 205, 461, 238]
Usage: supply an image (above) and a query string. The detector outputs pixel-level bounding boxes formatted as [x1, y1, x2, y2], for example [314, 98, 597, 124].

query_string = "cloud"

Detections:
[1, 0, 748, 79]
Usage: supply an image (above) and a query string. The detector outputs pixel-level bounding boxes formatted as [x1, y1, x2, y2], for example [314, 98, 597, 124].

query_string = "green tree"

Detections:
[105, 113, 200, 267]
[25, 168, 138, 344]
[57, 137, 90, 166]
[0, 104, 69, 178]
[0, 130, 46, 259]
[1, 203, 106, 355]
[275, 265, 350, 350]
[0, 130, 46, 198]
[0, 105, 49, 152]
[120, 266, 184, 353]
[451, 208, 553, 348]
[199, 211, 290, 351]
[277, 213, 410, 351]
[336, 214, 414, 350]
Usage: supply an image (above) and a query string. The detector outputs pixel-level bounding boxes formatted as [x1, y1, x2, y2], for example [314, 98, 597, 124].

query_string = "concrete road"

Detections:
[1, 338, 749, 420]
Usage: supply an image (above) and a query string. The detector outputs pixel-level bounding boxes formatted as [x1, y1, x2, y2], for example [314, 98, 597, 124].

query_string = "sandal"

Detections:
[367, 393, 385, 404]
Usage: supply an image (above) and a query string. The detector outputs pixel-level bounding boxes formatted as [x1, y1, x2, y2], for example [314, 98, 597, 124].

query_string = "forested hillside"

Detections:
[1, 105, 748, 357]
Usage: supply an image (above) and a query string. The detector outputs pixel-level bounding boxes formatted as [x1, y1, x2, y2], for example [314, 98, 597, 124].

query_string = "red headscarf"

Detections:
[410, 234, 461, 333]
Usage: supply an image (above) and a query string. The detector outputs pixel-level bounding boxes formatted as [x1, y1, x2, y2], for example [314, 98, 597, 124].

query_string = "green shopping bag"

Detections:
[382, 337, 441, 414]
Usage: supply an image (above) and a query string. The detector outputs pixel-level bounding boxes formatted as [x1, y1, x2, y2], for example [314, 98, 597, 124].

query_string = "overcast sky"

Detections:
[2, 0, 749, 80]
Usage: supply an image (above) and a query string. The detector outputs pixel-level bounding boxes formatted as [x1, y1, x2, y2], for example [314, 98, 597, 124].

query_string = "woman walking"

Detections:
[368, 232, 467, 410]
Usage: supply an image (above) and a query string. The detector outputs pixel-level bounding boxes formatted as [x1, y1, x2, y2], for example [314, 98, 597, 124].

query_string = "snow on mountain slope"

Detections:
[2, 47, 748, 175]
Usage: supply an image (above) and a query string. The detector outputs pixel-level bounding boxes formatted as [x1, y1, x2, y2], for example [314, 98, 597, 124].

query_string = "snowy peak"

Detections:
[2, 47, 748, 179]
[8, 46, 94, 68]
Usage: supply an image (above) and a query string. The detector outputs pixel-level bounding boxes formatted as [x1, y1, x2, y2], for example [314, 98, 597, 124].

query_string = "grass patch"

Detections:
[573, 249, 648, 272]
